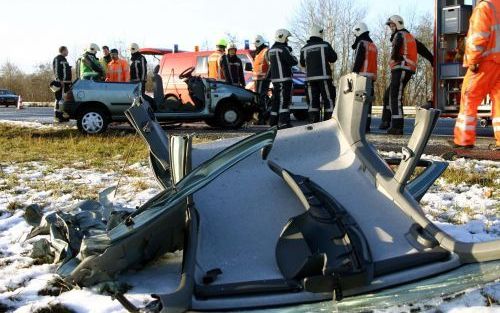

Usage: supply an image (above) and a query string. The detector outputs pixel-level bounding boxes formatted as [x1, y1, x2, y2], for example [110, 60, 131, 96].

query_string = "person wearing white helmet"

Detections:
[266, 28, 298, 128]
[52, 46, 72, 122]
[225, 43, 246, 87]
[300, 25, 338, 123]
[253, 35, 270, 93]
[380, 15, 434, 135]
[129, 43, 148, 93]
[208, 39, 231, 81]
[351, 22, 378, 132]
[79, 43, 105, 81]
[252, 35, 271, 123]
[379, 15, 418, 135]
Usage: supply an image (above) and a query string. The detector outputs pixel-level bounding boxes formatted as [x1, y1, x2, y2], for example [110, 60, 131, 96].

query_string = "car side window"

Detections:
[195, 56, 208, 74]
[237, 54, 252, 72]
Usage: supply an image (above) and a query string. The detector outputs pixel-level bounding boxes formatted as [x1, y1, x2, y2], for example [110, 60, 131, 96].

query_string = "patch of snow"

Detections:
[0, 154, 499, 312]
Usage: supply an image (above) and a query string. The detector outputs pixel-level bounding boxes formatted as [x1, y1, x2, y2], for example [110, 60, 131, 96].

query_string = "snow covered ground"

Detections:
[0, 153, 499, 312]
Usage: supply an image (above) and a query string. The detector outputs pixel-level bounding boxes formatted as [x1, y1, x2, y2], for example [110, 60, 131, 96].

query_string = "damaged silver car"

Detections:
[27, 73, 500, 313]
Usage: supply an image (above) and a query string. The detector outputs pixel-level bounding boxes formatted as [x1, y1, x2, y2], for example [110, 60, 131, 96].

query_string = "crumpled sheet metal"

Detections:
[25, 118, 277, 287]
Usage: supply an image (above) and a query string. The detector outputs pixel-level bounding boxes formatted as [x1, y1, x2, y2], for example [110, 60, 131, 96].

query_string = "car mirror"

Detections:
[245, 63, 253, 72]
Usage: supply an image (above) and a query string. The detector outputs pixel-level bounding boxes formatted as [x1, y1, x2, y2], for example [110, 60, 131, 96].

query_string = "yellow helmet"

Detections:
[216, 38, 228, 48]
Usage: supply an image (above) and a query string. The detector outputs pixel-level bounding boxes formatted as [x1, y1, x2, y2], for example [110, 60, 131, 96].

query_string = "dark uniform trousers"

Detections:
[255, 79, 271, 122]
[307, 79, 336, 123]
[382, 69, 413, 129]
[54, 82, 72, 121]
[270, 80, 293, 127]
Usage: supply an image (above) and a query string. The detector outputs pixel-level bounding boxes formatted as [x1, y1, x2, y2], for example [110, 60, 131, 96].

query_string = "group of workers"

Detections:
[208, 15, 433, 132]
[51, 43, 148, 121]
[51, 0, 499, 149]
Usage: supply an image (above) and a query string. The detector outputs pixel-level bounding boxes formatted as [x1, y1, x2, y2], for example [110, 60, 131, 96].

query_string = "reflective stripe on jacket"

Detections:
[464, 0, 500, 66]
[106, 59, 130, 82]
[299, 37, 337, 81]
[208, 51, 226, 80]
[355, 40, 378, 80]
[267, 42, 298, 83]
[253, 47, 269, 80]
[390, 30, 418, 72]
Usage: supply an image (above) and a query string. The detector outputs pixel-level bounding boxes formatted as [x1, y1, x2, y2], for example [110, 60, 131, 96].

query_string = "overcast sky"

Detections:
[0, 0, 438, 73]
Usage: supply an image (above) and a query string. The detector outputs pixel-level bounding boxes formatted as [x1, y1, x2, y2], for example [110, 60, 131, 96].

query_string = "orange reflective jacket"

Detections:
[253, 47, 269, 80]
[106, 59, 130, 82]
[464, 0, 500, 66]
[390, 31, 418, 72]
[359, 41, 378, 81]
[208, 51, 225, 80]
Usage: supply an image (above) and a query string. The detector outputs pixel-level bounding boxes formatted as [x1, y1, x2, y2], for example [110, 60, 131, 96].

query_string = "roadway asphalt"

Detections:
[0, 106, 494, 138]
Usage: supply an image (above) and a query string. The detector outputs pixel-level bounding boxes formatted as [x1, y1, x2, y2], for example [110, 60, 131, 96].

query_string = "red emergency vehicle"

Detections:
[140, 47, 309, 120]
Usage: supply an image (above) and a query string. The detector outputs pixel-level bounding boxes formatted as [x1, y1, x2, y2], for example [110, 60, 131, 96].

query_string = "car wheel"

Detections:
[216, 102, 244, 129]
[77, 108, 109, 134]
[292, 110, 309, 121]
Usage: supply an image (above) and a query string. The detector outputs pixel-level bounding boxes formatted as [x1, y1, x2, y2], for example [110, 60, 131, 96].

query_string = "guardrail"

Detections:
[22, 102, 418, 116]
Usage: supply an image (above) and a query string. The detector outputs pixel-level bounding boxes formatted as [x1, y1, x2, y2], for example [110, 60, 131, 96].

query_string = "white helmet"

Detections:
[309, 25, 324, 39]
[254, 35, 265, 48]
[275, 29, 292, 43]
[386, 15, 405, 30]
[129, 42, 140, 53]
[86, 43, 100, 54]
[353, 22, 369, 37]
[228, 43, 237, 50]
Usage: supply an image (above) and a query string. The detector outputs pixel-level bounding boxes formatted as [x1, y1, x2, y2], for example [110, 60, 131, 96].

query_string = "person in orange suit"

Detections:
[106, 49, 130, 82]
[454, 0, 500, 150]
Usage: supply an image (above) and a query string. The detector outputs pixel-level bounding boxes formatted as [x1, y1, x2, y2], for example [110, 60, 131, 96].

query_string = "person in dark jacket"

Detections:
[351, 22, 378, 132]
[129, 43, 148, 93]
[380, 15, 434, 134]
[52, 46, 72, 122]
[300, 25, 337, 123]
[226, 43, 246, 87]
[266, 29, 298, 128]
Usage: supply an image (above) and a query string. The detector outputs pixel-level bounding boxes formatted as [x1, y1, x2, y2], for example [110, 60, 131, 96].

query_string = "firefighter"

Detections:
[226, 43, 246, 87]
[300, 25, 337, 123]
[253, 35, 271, 124]
[352, 22, 378, 132]
[208, 39, 230, 81]
[267, 29, 298, 128]
[253, 35, 270, 97]
[379, 15, 418, 135]
[106, 49, 130, 82]
[79, 43, 105, 81]
[129, 43, 148, 93]
[52, 46, 72, 122]
[453, 0, 500, 150]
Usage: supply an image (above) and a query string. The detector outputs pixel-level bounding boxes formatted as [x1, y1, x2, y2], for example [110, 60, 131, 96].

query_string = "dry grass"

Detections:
[0, 125, 148, 172]
[0, 124, 217, 171]
[442, 167, 499, 189]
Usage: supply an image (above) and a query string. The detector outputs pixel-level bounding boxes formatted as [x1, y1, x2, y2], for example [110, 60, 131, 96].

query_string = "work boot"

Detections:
[387, 128, 404, 135]
[379, 121, 390, 130]
[447, 139, 474, 150]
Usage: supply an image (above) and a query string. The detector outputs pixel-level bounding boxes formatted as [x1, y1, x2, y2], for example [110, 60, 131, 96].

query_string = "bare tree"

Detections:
[290, 0, 366, 81]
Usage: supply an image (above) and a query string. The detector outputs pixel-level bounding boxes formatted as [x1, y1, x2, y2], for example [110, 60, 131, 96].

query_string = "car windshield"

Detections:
[0, 90, 13, 95]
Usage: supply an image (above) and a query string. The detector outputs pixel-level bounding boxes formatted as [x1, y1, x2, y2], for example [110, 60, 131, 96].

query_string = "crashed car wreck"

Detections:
[26, 73, 500, 313]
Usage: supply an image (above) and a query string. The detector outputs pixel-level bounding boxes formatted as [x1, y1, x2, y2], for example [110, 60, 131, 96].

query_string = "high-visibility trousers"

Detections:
[454, 60, 500, 147]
